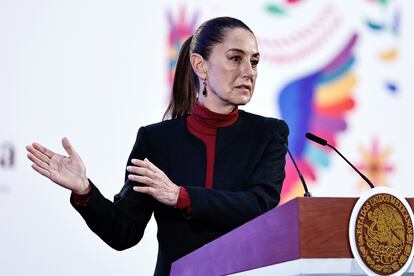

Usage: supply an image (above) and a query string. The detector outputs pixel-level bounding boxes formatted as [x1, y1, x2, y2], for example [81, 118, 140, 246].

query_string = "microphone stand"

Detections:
[326, 144, 375, 189]
[283, 144, 312, 197]
[305, 132, 375, 189]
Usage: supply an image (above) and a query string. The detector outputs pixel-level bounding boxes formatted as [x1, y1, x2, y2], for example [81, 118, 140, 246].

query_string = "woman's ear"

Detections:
[190, 53, 207, 80]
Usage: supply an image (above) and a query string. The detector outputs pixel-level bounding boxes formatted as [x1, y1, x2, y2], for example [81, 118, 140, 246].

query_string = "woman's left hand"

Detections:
[127, 158, 179, 206]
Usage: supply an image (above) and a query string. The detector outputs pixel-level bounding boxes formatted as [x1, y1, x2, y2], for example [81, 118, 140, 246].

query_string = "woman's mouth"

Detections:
[235, 84, 252, 91]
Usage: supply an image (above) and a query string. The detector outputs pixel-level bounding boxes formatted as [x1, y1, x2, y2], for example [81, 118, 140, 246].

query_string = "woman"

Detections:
[26, 17, 289, 276]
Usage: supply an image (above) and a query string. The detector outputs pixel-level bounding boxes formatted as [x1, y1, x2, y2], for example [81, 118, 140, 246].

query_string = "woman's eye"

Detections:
[251, 59, 259, 68]
[230, 56, 241, 62]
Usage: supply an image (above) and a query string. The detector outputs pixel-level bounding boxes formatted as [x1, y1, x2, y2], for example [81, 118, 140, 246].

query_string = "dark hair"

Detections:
[163, 17, 253, 120]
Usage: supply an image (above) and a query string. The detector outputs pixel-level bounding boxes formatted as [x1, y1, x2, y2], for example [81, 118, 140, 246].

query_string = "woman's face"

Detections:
[202, 28, 260, 112]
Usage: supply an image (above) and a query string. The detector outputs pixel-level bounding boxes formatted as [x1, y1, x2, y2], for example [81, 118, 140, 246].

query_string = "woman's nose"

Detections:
[241, 61, 255, 79]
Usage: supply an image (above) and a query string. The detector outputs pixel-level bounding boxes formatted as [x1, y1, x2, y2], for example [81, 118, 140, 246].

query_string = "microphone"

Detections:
[305, 132, 375, 189]
[279, 136, 311, 197]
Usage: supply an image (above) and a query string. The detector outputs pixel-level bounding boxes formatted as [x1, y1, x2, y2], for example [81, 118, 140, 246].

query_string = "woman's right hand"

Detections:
[26, 137, 90, 195]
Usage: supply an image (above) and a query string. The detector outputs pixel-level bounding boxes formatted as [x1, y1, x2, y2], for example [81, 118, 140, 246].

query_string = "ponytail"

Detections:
[163, 36, 198, 120]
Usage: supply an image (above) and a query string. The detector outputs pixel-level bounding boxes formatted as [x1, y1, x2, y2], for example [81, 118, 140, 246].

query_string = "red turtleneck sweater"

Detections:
[175, 101, 239, 211]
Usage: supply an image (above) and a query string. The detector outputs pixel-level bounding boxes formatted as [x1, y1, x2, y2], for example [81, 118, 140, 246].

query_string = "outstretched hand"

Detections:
[26, 137, 90, 195]
[127, 158, 179, 206]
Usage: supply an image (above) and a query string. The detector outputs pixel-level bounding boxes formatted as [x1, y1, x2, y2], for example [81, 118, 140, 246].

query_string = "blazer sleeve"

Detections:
[70, 127, 155, 251]
[184, 119, 289, 228]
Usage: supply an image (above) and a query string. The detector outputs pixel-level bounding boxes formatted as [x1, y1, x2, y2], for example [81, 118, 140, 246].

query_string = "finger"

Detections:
[128, 174, 154, 186]
[126, 166, 154, 177]
[131, 158, 158, 171]
[133, 186, 155, 196]
[32, 143, 56, 159]
[27, 152, 49, 171]
[144, 158, 164, 175]
[131, 158, 148, 168]
[62, 137, 76, 157]
[26, 145, 50, 164]
[31, 163, 51, 178]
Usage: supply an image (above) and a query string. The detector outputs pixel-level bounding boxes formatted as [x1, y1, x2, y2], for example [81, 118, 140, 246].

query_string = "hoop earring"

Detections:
[202, 79, 207, 96]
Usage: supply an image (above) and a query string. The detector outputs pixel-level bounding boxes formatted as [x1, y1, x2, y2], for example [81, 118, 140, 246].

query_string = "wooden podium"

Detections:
[170, 197, 414, 275]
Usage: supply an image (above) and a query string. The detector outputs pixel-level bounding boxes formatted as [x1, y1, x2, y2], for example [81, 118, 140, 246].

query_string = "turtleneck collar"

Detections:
[189, 100, 239, 130]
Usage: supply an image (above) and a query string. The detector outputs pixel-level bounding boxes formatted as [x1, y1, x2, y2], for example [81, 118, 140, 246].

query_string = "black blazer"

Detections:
[71, 110, 289, 276]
